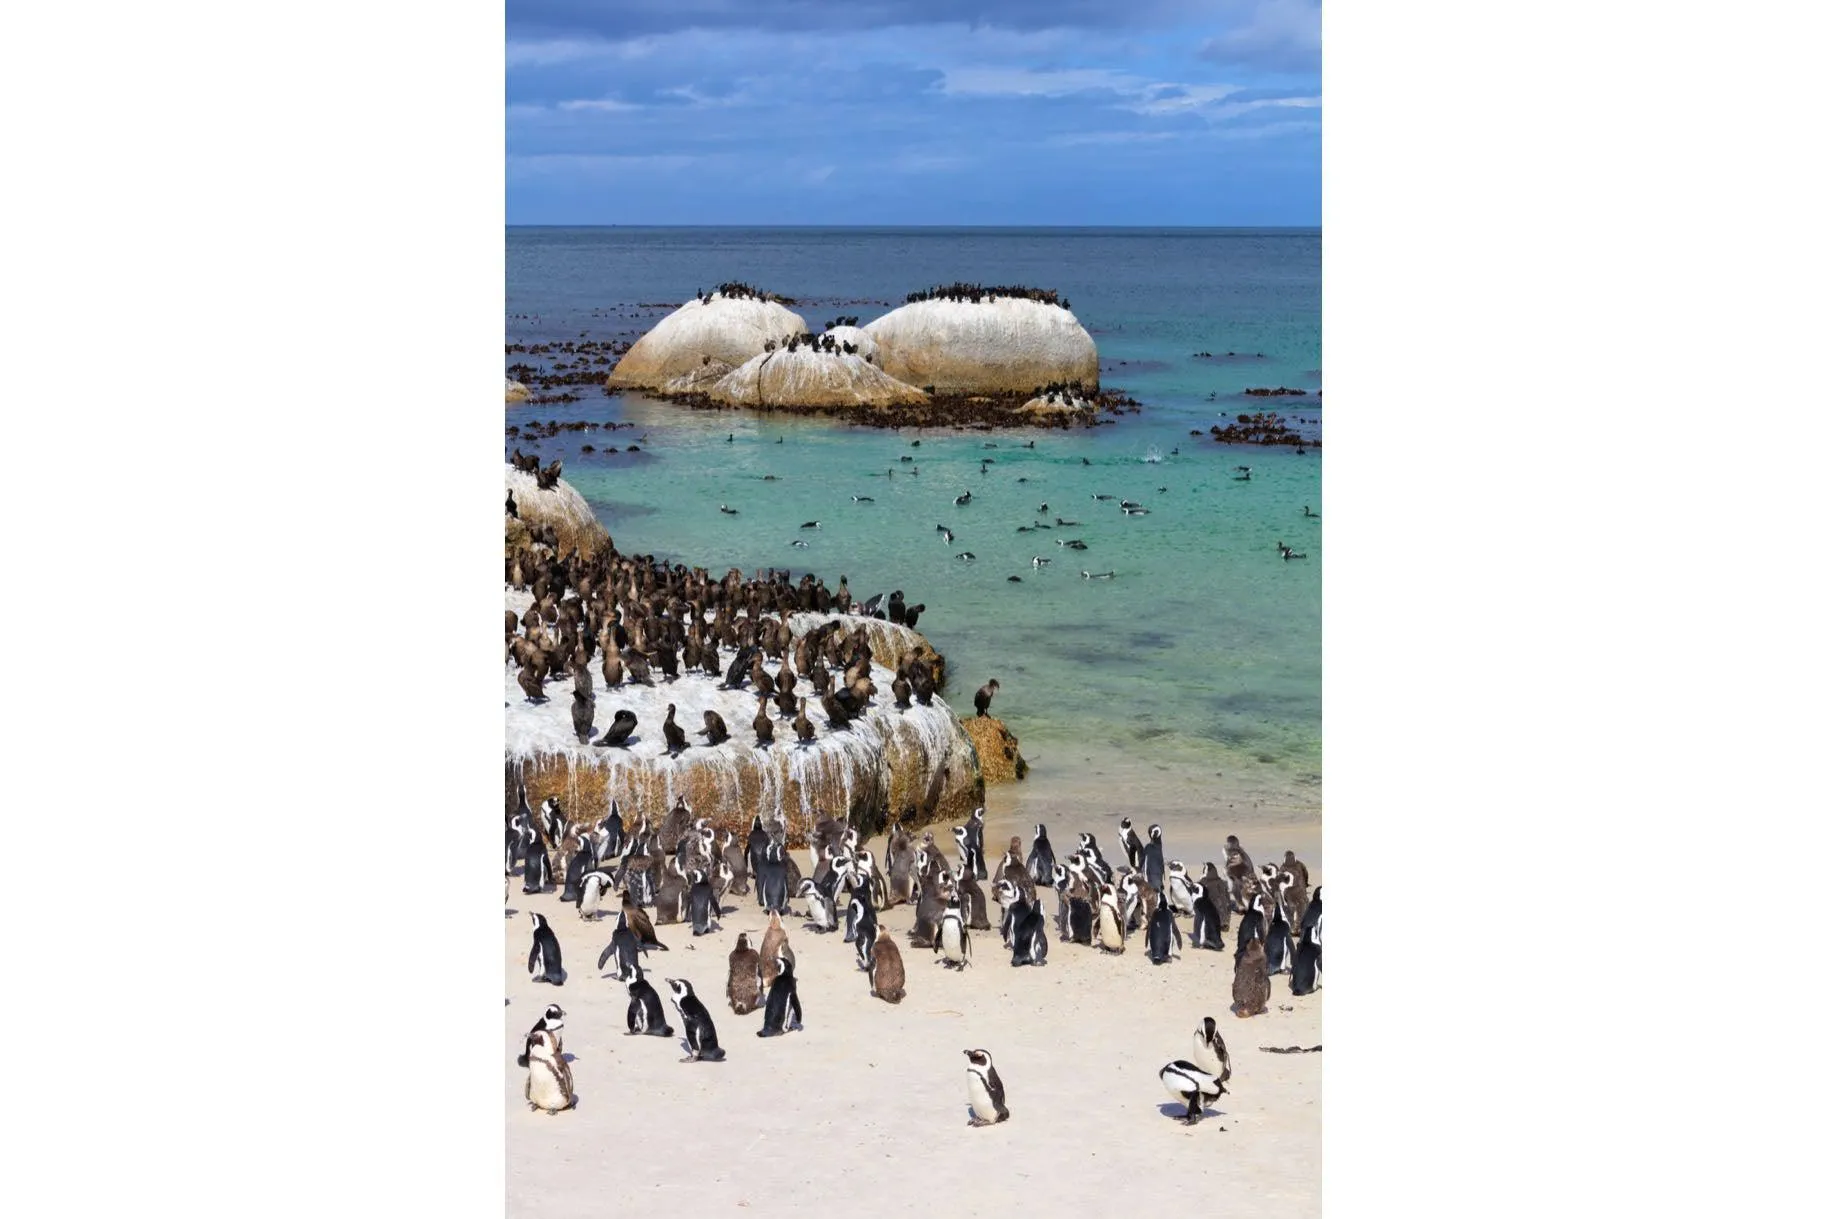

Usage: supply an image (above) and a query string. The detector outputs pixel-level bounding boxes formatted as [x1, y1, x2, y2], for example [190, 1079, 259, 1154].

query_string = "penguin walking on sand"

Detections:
[1233, 938, 1271, 1017]
[528, 912, 565, 985]
[1291, 906, 1322, 996]
[1189, 882, 1226, 951]
[1192, 1017, 1234, 1085]
[1118, 817, 1144, 870]
[756, 952, 803, 1037]
[869, 925, 906, 1002]
[515, 1003, 564, 1068]
[964, 1049, 1009, 1127]
[1146, 894, 1183, 965]
[726, 933, 764, 1015]
[595, 910, 644, 981]
[624, 963, 673, 1037]
[523, 1029, 576, 1113]
[665, 978, 726, 1061]
[1159, 1061, 1226, 1126]
[937, 893, 972, 969]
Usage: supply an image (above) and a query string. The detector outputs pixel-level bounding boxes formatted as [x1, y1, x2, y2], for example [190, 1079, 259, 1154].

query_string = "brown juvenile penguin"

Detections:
[726, 932, 763, 1015]
[760, 910, 795, 990]
[869, 926, 906, 1004]
[1233, 937, 1271, 1017]
[621, 889, 666, 952]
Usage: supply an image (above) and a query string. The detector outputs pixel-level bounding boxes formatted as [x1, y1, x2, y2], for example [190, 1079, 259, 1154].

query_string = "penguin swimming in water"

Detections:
[527, 911, 565, 985]
[936, 893, 972, 969]
[515, 1003, 564, 1068]
[1290, 905, 1322, 996]
[868, 925, 905, 1002]
[756, 952, 803, 1037]
[624, 962, 673, 1037]
[726, 932, 763, 1015]
[1159, 1061, 1226, 1125]
[963, 1049, 1009, 1126]
[665, 978, 726, 1061]
[1189, 882, 1226, 951]
[1233, 937, 1271, 1017]
[523, 1028, 576, 1114]
[1146, 894, 1183, 965]
[1192, 1016, 1234, 1085]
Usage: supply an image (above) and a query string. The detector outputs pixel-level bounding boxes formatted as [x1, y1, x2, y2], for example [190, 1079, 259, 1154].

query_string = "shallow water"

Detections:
[507, 227, 1320, 812]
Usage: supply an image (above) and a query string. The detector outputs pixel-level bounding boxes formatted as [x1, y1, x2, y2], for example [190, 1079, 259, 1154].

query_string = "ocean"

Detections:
[506, 227, 1321, 818]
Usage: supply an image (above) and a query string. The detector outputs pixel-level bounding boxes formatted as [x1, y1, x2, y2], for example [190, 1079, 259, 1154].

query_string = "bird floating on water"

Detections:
[719, 504, 738, 515]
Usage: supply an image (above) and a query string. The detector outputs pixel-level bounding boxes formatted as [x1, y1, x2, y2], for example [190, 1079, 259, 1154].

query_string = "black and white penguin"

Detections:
[1146, 894, 1183, 965]
[523, 1028, 576, 1114]
[1192, 1016, 1233, 1084]
[756, 952, 804, 1037]
[1159, 1061, 1226, 1125]
[521, 841, 552, 895]
[1264, 900, 1295, 976]
[998, 879, 1050, 967]
[624, 963, 673, 1037]
[851, 894, 880, 971]
[1094, 885, 1126, 954]
[1299, 884, 1322, 939]
[1118, 817, 1144, 870]
[527, 912, 565, 985]
[1235, 892, 1267, 962]
[936, 893, 972, 969]
[1079, 833, 1114, 884]
[964, 807, 988, 879]
[799, 878, 838, 933]
[595, 910, 642, 981]
[576, 869, 613, 921]
[964, 1048, 1009, 1126]
[559, 839, 595, 904]
[756, 841, 791, 915]
[515, 1003, 564, 1068]
[1291, 906, 1322, 996]
[665, 978, 726, 1062]
[1164, 860, 1197, 915]
[1189, 882, 1226, 951]
[843, 877, 876, 944]
[1026, 823, 1056, 881]
[687, 869, 721, 937]
[1143, 823, 1166, 892]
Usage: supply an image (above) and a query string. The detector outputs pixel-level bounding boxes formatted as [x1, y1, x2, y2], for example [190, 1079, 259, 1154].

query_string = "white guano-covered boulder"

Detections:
[818, 325, 879, 362]
[709, 348, 927, 409]
[659, 358, 736, 395]
[506, 379, 531, 403]
[608, 293, 809, 388]
[863, 297, 1100, 395]
[505, 465, 605, 552]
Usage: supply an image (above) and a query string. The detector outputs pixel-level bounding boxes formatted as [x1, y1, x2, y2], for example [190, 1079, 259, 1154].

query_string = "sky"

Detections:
[505, 0, 1320, 226]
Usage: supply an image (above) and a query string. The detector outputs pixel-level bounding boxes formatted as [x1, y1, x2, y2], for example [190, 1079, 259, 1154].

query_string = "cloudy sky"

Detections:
[506, 1, 1319, 226]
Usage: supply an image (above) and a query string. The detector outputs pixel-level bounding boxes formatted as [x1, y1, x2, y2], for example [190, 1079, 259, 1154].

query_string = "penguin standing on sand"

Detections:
[1233, 938, 1271, 1017]
[964, 1049, 1010, 1126]
[799, 877, 838, 933]
[937, 893, 972, 969]
[559, 840, 595, 904]
[843, 878, 876, 944]
[1290, 906, 1322, 996]
[1095, 886, 1126, 954]
[955, 864, 992, 931]
[515, 1003, 564, 1068]
[1143, 824, 1167, 892]
[1192, 1017, 1234, 1084]
[1189, 882, 1226, 950]
[851, 894, 880, 971]
[1159, 1061, 1226, 1125]
[527, 911, 565, 985]
[624, 963, 673, 1037]
[1235, 892, 1267, 961]
[1164, 860, 1197, 915]
[595, 911, 643, 981]
[1118, 817, 1144, 870]
[576, 870, 614, 921]
[999, 879, 1050, 967]
[756, 952, 803, 1037]
[757, 842, 791, 915]
[688, 869, 721, 937]
[1026, 823, 1055, 884]
[964, 807, 988, 879]
[726, 933, 763, 1015]
[665, 978, 726, 1062]
[1146, 894, 1183, 965]
[521, 842, 552, 895]
[869, 926, 906, 1002]
[1264, 898, 1295, 975]
[523, 1029, 576, 1113]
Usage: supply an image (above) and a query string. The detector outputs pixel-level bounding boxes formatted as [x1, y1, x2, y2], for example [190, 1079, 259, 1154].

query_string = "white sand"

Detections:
[505, 797, 1320, 1212]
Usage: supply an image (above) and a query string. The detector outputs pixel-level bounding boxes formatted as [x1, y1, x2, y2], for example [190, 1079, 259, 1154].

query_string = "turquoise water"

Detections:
[507, 227, 1321, 809]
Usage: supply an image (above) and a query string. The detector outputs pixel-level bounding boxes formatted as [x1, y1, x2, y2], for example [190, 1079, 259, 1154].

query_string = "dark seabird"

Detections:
[720, 504, 738, 515]
[974, 679, 1000, 718]
[699, 710, 730, 746]
[800, 520, 821, 530]
[662, 704, 688, 755]
[571, 688, 596, 743]
[596, 709, 637, 748]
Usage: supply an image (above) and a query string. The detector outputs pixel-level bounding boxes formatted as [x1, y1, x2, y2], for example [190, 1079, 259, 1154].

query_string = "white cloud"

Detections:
[556, 98, 644, 113]
[939, 67, 1148, 97]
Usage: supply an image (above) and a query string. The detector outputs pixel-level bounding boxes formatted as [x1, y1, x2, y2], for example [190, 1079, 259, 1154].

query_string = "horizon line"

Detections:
[505, 223, 1321, 231]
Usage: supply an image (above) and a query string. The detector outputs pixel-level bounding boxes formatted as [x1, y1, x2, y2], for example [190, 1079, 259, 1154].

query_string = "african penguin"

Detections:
[869, 926, 905, 1003]
[687, 869, 722, 937]
[965, 806, 988, 879]
[936, 893, 972, 969]
[756, 953, 803, 1037]
[999, 879, 1049, 967]
[1189, 882, 1226, 951]
[665, 977, 726, 1062]
[799, 877, 838, 934]
[595, 911, 643, 981]
[1264, 900, 1295, 976]
[1026, 823, 1056, 883]
[1192, 1017, 1233, 1084]
[726, 932, 764, 1015]
[964, 1049, 1010, 1126]
[1232, 938, 1271, 1017]
[1118, 816, 1144, 870]
[515, 1003, 564, 1068]
[1094, 886, 1126, 954]
[527, 911, 565, 985]
[624, 963, 673, 1037]
[1159, 1060, 1226, 1125]
[1290, 908, 1322, 996]
[1146, 894, 1183, 965]
[523, 1029, 576, 1113]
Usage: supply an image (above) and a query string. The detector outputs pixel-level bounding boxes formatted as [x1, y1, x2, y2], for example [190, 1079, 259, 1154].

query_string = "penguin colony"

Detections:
[512, 795, 1319, 1125]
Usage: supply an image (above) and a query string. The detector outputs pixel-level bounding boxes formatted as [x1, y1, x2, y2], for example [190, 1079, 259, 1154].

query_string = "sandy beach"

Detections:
[505, 787, 1320, 1214]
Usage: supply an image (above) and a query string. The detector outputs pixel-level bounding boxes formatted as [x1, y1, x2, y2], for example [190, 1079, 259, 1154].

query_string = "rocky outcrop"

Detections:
[506, 379, 531, 403]
[506, 597, 982, 843]
[505, 465, 607, 555]
[864, 297, 1099, 396]
[819, 324, 878, 362]
[787, 613, 948, 690]
[607, 293, 808, 389]
[1016, 391, 1096, 420]
[709, 348, 927, 409]
[659, 358, 736, 395]
[962, 715, 1027, 783]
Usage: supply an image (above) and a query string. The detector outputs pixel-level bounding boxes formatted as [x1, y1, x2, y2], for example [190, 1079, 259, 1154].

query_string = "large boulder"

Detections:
[607, 292, 808, 389]
[506, 593, 983, 843]
[787, 612, 948, 690]
[819, 325, 878, 362]
[709, 348, 927, 409]
[659, 358, 736, 395]
[864, 297, 1099, 395]
[505, 465, 607, 555]
[506, 379, 531, 403]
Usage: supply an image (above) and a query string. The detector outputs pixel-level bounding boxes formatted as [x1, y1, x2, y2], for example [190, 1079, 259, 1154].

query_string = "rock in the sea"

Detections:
[658, 358, 736, 395]
[962, 715, 1027, 783]
[507, 596, 982, 843]
[1015, 392, 1095, 419]
[864, 297, 1099, 396]
[506, 379, 531, 403]
[607, 292, 808, 389]
[505, 465, 607, 555]
[819, 324, 879, 362]
[709, 348, 927, 409]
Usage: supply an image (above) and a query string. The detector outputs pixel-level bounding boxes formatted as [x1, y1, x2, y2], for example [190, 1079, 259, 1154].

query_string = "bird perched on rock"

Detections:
[974, 679, 1000, 718]
[699, 710, 729, 746]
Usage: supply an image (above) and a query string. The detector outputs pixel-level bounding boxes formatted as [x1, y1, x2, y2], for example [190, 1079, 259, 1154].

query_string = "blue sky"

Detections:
[506, 1, 1319, 226]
